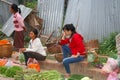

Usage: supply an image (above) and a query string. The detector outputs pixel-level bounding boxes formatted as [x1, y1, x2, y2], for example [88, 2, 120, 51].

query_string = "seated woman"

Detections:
[59, 24, 86, 78]
[19, 29, 46, 66]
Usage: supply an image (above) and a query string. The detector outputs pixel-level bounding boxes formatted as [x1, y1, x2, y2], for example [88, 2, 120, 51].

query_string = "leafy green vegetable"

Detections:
[5, 66, 23, 77]
[18, 53, 25, 63]
[25, 1, 37, 9]
[14, 68, 37, 80]
[98, 32, 118, 57]
[68, 74, 85, 80]
[0, 66, 8, 75]
[22, 70, 63, 80]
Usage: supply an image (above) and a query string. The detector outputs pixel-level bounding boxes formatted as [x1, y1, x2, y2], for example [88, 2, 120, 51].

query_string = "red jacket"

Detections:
[59, 33, 86, 56]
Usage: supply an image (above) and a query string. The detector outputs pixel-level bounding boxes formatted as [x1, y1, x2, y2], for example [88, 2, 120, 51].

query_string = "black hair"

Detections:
[62, 24, 76, 37]
[11, 4, 21, 14]
[31, 29, 38, 38]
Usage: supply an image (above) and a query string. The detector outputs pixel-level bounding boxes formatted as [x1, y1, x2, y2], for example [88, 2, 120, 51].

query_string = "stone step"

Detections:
[39, 59, 107, 80]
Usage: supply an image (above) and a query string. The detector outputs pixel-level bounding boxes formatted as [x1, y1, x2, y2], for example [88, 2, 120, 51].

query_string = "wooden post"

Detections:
[45, 30, 55, 44]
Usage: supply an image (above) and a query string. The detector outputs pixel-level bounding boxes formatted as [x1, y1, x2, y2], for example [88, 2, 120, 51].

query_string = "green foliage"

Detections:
[14, 68, 37, 80]
[18, 53, 25, 63]
[0, 23, 2, 28]
[98, 32, 118, 56]
[15, 70, 63, 80]
[24, 36, 30, 42]
[0, 66, 8, 75]
[89, 32, 118, 66]
[14, 71, 24, 80]
[0, 31, 8, 39]
[5, 66, 23, 77]
[25, 1, 37, 9]
[38, 70, 63, 80]
[68, 74, 85, 80]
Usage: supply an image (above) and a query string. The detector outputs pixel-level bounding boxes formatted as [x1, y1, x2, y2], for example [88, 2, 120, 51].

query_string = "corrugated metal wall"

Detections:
[37, 0, 64, 37]
[64, 0, 120, 42]
[0, 0, 18, 25]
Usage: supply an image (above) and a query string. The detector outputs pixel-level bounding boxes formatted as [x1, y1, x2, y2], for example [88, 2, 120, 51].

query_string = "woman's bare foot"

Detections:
[64, 73, 71, 78]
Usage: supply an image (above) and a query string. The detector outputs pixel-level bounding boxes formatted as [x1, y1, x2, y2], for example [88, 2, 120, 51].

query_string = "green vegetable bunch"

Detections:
[39, 70, 63, 80]
[0, 66, 8, 75]
[23, 70, 63, 80]
[14, 68, 38, 80]
[18, 53, 25, 63]
[99, 32, 118, 57]
[5, 66, 23, 77]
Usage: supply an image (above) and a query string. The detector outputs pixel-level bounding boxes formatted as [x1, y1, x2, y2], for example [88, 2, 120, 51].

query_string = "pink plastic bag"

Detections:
[107, 71, 119, 80]
[102, 58, 118, 73]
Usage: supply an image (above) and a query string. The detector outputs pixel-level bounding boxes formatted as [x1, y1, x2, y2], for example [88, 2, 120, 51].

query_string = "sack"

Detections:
[27, 58, 40, 72]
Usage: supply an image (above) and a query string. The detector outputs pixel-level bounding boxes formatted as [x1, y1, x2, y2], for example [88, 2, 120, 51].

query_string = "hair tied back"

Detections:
[18, 8, 21, 14]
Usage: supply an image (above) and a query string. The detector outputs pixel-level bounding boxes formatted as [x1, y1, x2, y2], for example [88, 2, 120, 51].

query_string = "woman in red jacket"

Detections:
[59, 24, 86, 78]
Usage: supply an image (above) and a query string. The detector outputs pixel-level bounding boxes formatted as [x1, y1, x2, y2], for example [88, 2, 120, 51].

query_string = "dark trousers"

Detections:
[23, 51, 46, 65]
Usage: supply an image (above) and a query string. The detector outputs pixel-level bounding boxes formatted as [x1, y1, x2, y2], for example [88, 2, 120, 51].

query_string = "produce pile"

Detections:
[14, 69, 64, 80]
[99, 32, 118, 57]
[98, 32, 118, 63]
[0, 66, 64, 80]
[0, 66, 23, 78]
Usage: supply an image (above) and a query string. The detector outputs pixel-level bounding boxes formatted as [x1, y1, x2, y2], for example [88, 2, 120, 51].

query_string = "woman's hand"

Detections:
[19, 48, 26, 52]
[71, 52, 80, 58]
[71, 55, 78, 58]
[62, 32, 66, 40]
[23, 26, 27, 32]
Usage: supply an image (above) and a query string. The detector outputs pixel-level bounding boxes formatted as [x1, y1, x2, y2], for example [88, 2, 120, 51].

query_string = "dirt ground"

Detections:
[0, 52, 26, 80]
[0, 77, 14, 80]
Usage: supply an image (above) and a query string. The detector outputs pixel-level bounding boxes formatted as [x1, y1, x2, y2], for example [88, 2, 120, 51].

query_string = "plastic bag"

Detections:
[5, 59, 12, 67]
[87, 50, 98, 62]
[81, 77, 92, 80]
[107, 71, 119, 80]
[102, 58, 118, 73]
[18, 53, 25, 63]
[87, 53, 95, 62]
[0, 58, 8, 66]
[27, 58, 40, 72]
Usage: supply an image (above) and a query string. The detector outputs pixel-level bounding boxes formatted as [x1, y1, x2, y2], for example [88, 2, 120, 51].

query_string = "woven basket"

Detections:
[54, 53, 63, 62]
[0, 44, 13, 58]
[85, 39, 99, 51]
[45, 43, 62, 54]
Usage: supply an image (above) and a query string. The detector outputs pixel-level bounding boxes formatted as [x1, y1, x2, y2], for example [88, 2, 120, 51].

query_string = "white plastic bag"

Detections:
[81, 77, 92, 80]
[5, 59, 12, 67]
